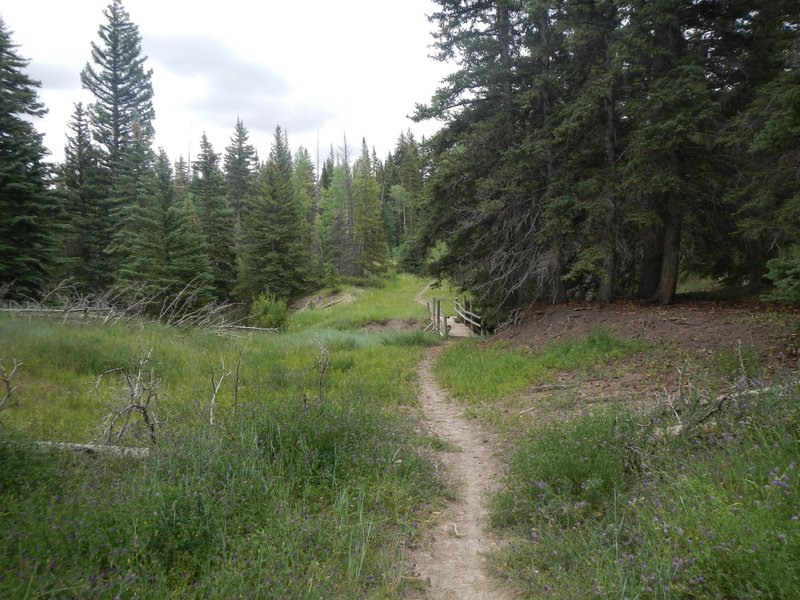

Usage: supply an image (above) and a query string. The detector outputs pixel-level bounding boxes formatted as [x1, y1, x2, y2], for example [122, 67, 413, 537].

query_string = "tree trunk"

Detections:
[747, 243, 766, 293]
[598, 241, 615, 303]
[653, 210, 682, 305]
[638, 229, 664, 299]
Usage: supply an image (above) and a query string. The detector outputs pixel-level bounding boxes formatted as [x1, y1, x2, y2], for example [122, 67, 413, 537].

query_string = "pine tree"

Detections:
[223, 117, 258, 238]
[80, 0, 154, 184]
[237, 126, 310, 300]
[108, 123, 157, 290]
[59, 102, 109, 292]
[113, 149, 211, 309]
[292, 146, 322, 274]
[320, 138, 359, 276]
[191, 134, 236, 300]
[0, 18, 60, 299]
[353, 139, 388, 275]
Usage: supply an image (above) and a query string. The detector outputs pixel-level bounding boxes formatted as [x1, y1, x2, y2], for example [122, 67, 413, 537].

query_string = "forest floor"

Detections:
[492, 299, 800, 418]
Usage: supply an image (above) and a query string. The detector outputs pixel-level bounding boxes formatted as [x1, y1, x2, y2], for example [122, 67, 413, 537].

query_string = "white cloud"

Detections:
[3, 0, 451, 163]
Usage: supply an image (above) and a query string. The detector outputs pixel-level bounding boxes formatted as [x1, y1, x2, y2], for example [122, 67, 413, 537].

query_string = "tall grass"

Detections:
[0, 274, 445, 598]
[489, 383, 800, 598]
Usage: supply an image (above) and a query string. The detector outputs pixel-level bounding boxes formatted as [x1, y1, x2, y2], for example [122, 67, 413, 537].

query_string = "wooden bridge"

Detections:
[425, 297, 482, 338]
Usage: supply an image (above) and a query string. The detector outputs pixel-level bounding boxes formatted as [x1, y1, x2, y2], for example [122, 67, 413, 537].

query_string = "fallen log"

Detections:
[34, 441, 150, 458]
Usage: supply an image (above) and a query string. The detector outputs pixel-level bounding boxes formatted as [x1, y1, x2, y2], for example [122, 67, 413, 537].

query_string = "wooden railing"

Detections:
[454, 297, 483, 335]
[424, 296, 483, 337]
[425, 298, 449, 337]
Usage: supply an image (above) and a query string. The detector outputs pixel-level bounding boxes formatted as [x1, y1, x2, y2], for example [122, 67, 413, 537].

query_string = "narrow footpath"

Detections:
[409, 345, 512, 599]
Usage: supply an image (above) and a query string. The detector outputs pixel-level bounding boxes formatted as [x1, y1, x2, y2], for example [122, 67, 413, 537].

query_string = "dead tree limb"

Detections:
[209, 357, 231, 426]
[0, 358, 23, 411]
[317, 338, 330, 404]
[98, 349, 160, 446]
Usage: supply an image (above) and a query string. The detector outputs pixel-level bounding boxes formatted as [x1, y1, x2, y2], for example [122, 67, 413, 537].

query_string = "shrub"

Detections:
[766, 246, 800, 304]
[250, 292, 288, 329]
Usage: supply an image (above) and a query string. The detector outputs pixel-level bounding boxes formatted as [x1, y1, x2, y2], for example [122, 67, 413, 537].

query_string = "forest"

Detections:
[1, 0, 799, 317]
[2, 2, 800, 598]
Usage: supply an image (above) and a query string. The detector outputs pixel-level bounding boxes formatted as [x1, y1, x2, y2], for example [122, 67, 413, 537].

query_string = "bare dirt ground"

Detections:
[291, 289, 359, 311]
[408, 345, 513, 600]
[496, 299, 799, 357]
[494, 299, 800, 419]
[361, 318, 421, 333]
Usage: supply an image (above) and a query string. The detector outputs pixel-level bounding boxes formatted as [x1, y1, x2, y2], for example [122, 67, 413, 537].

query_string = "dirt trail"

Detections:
[409, 345, 512, 599]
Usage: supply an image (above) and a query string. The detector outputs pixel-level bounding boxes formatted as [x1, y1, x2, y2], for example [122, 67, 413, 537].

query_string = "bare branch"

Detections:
[0, 358, 23, 411]
[209, 357, 231, 426]
[97, 349, 160, 446]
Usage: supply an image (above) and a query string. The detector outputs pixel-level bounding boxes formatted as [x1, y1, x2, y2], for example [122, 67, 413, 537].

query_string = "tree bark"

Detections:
[653, 210, 682, 305]
[638, 228, 664, 299]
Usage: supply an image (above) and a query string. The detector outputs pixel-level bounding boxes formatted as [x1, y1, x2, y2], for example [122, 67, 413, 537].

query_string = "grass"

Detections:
[429, 315, 799, 598]
[0, 274, 445, 598]
[487, 383, 800, 598]
[435, 330, 642, 407]
[287, 273, 429, 331]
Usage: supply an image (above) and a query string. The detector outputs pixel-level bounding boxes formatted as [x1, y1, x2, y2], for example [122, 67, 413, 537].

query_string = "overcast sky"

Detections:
[3, 0, 450, 166]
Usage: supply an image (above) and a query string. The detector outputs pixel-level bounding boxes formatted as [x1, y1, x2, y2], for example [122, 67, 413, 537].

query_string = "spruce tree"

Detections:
[223, 118, 258, 238]
[191, 134, 236, 300]
[292, 146, 319, 256]
[353, 139, 388, 275]
[59, 102, 109, 292]
[80, 0, 154, 183]
[114, 149, 211, 309]
[0, 18, 60, 299]
[237, 126, 309, 300]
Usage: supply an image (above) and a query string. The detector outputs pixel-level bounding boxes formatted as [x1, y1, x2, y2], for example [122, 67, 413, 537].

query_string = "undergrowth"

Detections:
[490, 382, 800, 598]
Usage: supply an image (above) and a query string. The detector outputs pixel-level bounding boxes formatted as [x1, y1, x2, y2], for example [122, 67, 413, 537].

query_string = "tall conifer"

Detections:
[0, 18, 59, 299]
[191, 134, 236, 300]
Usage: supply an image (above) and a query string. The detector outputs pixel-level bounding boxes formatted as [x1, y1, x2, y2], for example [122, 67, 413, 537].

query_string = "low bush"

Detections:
[766, 246, 800, 304]
[250, 291, 288, 329]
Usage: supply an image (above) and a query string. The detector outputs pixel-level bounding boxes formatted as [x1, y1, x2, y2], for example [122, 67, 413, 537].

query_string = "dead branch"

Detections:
[209, 357, 231, 426]
[0, 358, 23, 411]
[317, 338, 330, 404]
[35, 441, 149, 458]
[232, 348, 244, 418]
[98, 349, 160, 446]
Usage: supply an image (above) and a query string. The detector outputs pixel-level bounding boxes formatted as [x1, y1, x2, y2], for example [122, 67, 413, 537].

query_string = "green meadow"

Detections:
[0, 275, 443, 598]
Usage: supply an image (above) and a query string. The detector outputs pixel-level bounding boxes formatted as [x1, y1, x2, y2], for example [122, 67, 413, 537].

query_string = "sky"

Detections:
[3, 0, 450, 166]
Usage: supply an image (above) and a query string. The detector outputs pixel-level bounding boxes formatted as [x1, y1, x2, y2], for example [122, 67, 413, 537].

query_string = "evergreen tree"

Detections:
[319, 146, 335, 191]
[320, 138, 359, 276]
[113, 149, 211, 309]
[223, 117, 258, 238]
[191, 134, 236, 300]
[173, 155, 190, 201]
[353, 139, 388, 274]
[80, 0, 154, 184]
[108, 122, 157, 288]
[0, 18, 60, 299]
[237, 126, 309, 300]
[59, 102, 108, 292]
[292, 146, 322, 272]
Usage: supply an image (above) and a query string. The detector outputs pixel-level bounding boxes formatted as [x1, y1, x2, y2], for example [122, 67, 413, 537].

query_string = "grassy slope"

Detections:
[433, 320, 800, 598]
[0, 274, 443, 598]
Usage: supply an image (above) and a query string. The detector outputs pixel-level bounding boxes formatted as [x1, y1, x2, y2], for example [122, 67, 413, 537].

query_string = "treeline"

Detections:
[1, 1, 428, 307]
[413, 0, 799, 314]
